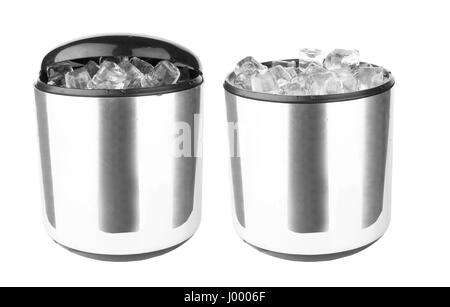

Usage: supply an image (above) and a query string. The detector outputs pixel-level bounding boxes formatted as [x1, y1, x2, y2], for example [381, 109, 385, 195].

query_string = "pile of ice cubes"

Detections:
[232, 49, 389, 95]
[46, 56, 182, 89]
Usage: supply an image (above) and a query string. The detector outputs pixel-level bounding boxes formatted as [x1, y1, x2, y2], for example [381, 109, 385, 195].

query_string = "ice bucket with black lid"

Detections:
[34, 35, 204, 261]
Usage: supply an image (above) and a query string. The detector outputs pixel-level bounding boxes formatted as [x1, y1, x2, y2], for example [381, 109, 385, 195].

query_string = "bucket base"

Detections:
[245, 239, 378, 262]
[55, 239, 190, 262]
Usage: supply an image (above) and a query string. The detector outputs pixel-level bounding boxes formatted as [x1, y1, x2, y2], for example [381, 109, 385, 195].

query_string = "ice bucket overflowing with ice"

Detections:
[229, 48, 391, 96]
[34, 35, 204, 261]
[224, 48, 395, 260]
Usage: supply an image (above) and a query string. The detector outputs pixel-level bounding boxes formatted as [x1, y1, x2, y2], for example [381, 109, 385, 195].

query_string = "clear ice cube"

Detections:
[127, 78, 144, 89]
[307, 71, 344, 95]
[270, 65, 292, 87]
[85, 60, 100, 77]
[119, 59, 145, 88]
[333, 69, 358, 92]
[234, 73, 252, 89]
[140, 74, 159, 88]
[47, 61, 75, 86]
[324, 49, 360, 70]
[65, 67, 91, 89]
[235, 56, 267, 76]
[119, 60, 143, 79]
[130, 57, 155, 75]
[355, 66, 385, 90]
[153, 60, 180, 85]
[298, 48, 326, 72]
[285, 67, 300, 79]
[251, 70, 279, 93]
[304, 63, 327, 74]
[281, 74, 308, 95]
[88, 61, 127, 89]
[88, 81, 120, 90]
[284, 82, 306, 95]
[291, 73, 308, 87]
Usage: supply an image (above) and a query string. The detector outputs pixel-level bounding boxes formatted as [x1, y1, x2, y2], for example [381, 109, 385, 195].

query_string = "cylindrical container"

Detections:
[224, 60, 395, 261]
[34, 35, 204, 261]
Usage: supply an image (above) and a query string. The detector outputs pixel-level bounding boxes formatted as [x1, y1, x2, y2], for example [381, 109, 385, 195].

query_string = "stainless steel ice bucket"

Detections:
[34, 35, 204, 260]
[224, 61, 395, 260]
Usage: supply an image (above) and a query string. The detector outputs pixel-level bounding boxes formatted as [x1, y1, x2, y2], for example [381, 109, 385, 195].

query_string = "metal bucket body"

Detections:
[224, 68, 394, 258]
[35, 86, 203, 257]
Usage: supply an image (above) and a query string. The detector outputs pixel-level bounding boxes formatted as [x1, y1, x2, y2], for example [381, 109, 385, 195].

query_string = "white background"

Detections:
[0, 0, 449, 287]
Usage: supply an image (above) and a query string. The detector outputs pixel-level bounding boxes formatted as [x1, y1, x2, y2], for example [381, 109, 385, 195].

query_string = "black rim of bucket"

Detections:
[223, 60, 395, 104]
[35, 35, 203, 97]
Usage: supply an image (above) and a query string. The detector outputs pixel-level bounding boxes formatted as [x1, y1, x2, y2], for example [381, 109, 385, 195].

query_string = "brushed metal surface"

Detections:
[35, 86, 203, 256]
[288, 105, 329, 233]
[35, 98, 56, 228]
[225, 89, 393, 256]
[226, 97, 246, 227]
[99, 99, 139, 233]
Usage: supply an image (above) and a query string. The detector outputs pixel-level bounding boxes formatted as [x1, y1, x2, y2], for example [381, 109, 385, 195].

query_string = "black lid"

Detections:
[224, 60, 395, 104]
[36, 34, 203, 97]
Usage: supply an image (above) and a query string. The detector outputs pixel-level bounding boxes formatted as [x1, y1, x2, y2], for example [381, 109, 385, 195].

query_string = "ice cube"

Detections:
[234, 57, 267, 90]
[126, 78, 144, 89]
[87, 81, 120, 90]
[85, 60, 100, 77]
[285, 67, 300, 79]
[153, 60, 180, 85]
[271, 60, 296, 68]
[65, 67, 91, 89]
[119, 59, 145, 88]
[291, 73, 308, 87]
[88, 61, 127, 89]
[333, 69, 358, 92]
[233, 73, 252, 89]
[307, 71, 344, 95]
[251, 70, 279, 93]
[140, 74, 159, 88]
[130, 57, 155, 75]
[280, 73, 307, 95]
[298, 48, 326, 72]
[119, 60, 143, 79]
[355, 66, 386, 90]
[235, 56, 267, 76]
[47, 61, 75, 86]
[304, 63, 327, 74]
[270, 65, 292, 87]
[324, 49, 360, 70]
[284, 81, 307, 95]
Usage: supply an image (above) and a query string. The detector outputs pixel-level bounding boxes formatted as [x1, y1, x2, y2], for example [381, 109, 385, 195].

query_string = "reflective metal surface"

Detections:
[225, 89, 393, 257]
[35, 86, 203, 257]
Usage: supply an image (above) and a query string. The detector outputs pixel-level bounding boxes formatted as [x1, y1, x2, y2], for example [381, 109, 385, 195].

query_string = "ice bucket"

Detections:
[224, 60, 395, 260]
[34, 35, 204, 260]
